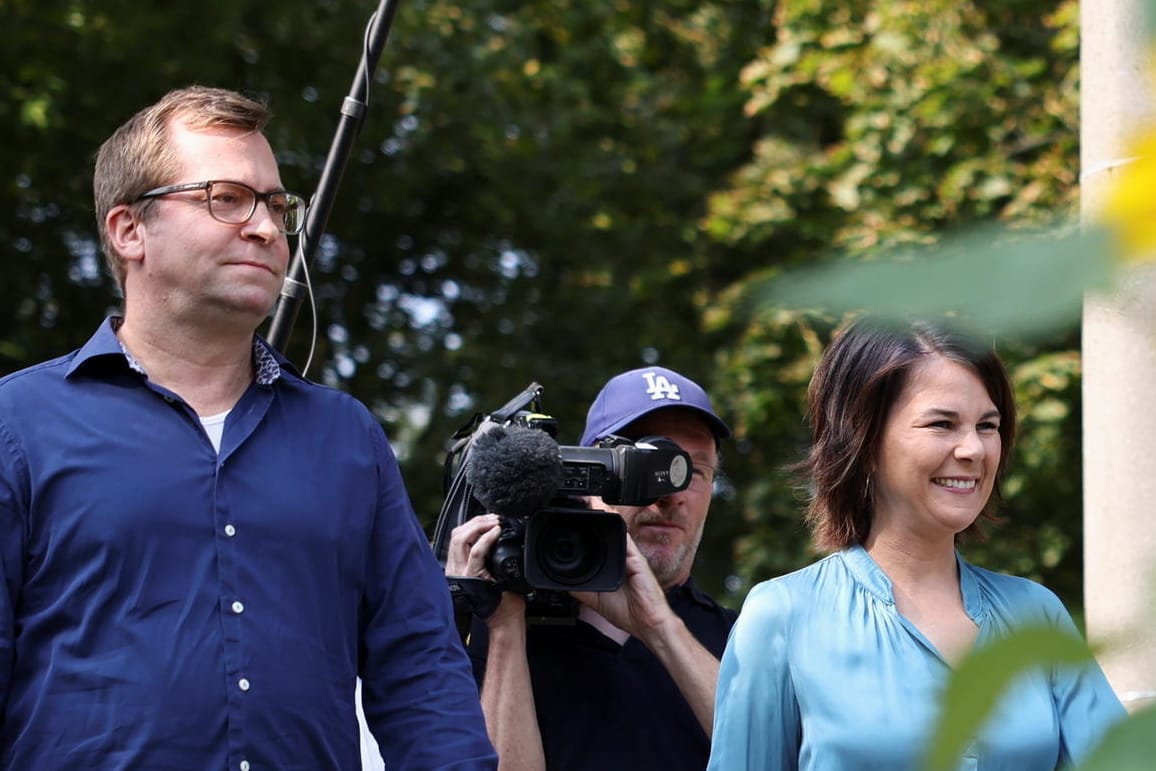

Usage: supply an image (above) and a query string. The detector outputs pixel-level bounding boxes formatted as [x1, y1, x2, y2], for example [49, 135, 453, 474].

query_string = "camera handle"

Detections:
[490, 382, 545, 423]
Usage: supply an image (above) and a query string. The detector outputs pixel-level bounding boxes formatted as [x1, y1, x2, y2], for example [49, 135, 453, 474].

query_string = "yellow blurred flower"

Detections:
[1100, 130, 1156, 263]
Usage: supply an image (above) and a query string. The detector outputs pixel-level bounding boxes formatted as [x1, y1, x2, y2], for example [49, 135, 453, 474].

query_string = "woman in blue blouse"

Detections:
[708, 318, 1125, 770]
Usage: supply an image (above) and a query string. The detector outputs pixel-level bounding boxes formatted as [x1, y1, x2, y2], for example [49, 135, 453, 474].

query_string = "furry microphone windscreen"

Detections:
[466, 425, 565, 519]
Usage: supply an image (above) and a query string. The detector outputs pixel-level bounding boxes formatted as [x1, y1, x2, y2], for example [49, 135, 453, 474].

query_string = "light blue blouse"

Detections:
[708, 546, 1125, 771]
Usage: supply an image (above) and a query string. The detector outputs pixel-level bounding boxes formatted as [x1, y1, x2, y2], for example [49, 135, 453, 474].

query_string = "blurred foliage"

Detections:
[926, 620, 1156, 770]
[760, 224, 1113, 339]
[925, 625, 1096, 771]
[703, 0, 1081, 255]
[1102, 129, 1156, 261]
[1, 0, 1106, 618]
[1072, 705, 1156, 771]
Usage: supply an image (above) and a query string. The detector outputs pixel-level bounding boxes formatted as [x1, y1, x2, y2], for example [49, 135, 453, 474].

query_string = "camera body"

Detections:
[433, 383, 691, 621]
[486, 428, 691, 596]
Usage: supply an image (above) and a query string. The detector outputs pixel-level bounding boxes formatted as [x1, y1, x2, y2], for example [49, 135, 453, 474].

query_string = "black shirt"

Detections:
[468, 579, 737, 771]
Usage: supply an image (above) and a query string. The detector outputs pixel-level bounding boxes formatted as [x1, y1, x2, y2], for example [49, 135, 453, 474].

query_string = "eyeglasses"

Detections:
[690, 462, 719, 490]
[134, 180, 307, 235]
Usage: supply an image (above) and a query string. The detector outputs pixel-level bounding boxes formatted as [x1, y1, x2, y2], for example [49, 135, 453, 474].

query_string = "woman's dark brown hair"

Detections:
[796, 317, 1017, 552]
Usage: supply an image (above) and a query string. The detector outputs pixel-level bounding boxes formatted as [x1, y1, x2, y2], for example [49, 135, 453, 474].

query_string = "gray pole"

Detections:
[1081, 0, 1156, 713]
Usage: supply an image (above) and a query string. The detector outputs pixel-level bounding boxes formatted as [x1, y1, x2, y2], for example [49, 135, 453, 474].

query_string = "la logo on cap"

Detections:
[642, 371, 682, 402]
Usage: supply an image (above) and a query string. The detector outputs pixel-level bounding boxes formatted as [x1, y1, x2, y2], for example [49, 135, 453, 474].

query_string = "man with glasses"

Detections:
[0, 86, 496, 770]
[134, 179, 308, 236]
[445, 367, 738, 771]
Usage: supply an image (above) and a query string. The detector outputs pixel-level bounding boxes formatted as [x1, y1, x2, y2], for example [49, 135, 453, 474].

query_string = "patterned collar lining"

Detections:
[252, 340, 281, 385]
[112, 317, 282, 386]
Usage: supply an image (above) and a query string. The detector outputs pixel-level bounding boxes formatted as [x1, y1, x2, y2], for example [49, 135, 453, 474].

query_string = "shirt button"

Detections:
[231, 601, 244, 614]
[240, 762, 251, 771]
[238, 678, 250, 692]
[224, 524, 236, 537]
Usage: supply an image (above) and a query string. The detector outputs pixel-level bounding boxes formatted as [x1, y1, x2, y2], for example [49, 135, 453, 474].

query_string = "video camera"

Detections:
[432, 382, 691, 622]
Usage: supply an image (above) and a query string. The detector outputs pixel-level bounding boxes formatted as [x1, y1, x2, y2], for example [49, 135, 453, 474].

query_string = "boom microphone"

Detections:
[466, 426, 565, 518]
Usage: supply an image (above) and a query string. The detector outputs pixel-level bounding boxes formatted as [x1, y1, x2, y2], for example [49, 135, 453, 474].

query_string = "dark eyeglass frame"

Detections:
[133, 180, 307, 235]
[691, 462, 720, 488]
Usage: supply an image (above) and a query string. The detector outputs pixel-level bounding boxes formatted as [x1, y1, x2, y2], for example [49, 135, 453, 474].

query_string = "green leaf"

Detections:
[1070, 705, 1156, 771]
[757, 225, 1116, 339]
[925, 625, 1095, 771]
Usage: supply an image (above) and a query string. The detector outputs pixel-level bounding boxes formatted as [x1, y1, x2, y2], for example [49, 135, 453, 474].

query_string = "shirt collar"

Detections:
[67, 316, 287, 386]
[841, 543, 985, 619]
[841, 544, 895, 604]
[667, 576, 716, 609]
[66, 317, 133, 378]
[251, 338, 282, 385]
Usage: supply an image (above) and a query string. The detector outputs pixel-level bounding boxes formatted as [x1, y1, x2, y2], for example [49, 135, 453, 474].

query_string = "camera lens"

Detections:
[524, 508, 626, 592]
[534, 520, 604, 587]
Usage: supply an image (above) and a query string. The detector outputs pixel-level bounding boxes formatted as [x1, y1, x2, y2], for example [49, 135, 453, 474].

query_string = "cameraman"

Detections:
[446, 367, 736, 771]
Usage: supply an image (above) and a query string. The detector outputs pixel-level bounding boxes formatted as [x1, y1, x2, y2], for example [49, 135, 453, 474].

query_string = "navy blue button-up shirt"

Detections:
[0, 319, 496, 770]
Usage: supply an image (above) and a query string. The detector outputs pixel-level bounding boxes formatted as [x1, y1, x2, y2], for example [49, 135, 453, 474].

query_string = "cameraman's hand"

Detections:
[445, 514, 502, 578]
[570, 534, 676, 643]
[445, 514, 526, 629]
[573, 535, 721, 736]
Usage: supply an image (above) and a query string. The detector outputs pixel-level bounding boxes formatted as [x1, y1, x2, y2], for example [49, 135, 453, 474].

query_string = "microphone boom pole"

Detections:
[267, 0, 403, 354]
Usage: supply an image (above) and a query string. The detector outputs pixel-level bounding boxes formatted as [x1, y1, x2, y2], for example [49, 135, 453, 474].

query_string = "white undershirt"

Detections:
[579, 604, 631, 645]
[199, 410, 230, 453]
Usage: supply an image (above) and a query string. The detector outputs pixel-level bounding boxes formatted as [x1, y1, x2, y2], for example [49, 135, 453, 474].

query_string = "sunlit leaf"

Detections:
[20, 97, 51, 129]
[1069, 706, 1156, 771]
[1100, 129, 1156, 262]
[757, 225, 1115, 339]
[925, 626, 1096, 771]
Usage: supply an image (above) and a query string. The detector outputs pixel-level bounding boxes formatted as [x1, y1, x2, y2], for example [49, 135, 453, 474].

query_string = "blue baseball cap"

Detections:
[580, 366, 731, 447]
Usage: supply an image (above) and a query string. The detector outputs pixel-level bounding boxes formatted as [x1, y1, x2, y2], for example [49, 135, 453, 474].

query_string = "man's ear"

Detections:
[106, 205, 146, 264]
